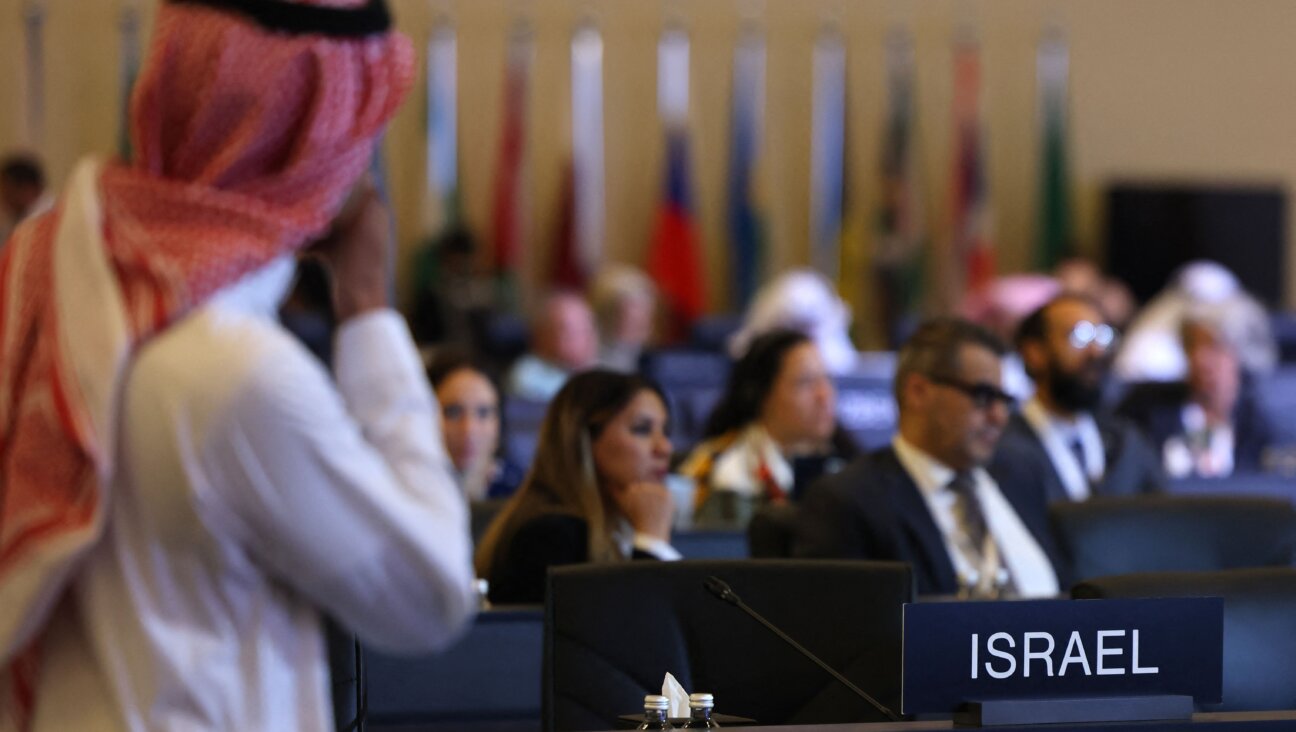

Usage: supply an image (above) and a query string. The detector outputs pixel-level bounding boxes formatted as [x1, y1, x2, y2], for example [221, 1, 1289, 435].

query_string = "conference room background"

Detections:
[2, 0, 1294, 339]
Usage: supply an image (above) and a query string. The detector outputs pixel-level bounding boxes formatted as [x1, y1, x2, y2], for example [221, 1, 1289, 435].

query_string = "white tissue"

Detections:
[661, 672, 690, 718]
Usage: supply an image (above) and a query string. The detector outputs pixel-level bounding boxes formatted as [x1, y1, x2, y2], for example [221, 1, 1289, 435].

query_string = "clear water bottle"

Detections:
[681, 692, 720, 728]
[637, 694, 674, 730]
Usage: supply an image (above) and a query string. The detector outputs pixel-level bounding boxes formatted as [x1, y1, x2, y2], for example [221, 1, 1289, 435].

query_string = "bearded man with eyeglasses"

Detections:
[1005, 294, 1165, 503]
[794, 318, 1066, 598]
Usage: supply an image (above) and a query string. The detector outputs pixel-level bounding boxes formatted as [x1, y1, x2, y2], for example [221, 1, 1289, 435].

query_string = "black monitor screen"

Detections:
[1106, 183, 1286, 307]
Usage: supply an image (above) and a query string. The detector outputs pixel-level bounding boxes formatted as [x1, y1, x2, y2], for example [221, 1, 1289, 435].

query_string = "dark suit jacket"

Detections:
[486, 513, 657, 605]
[1116, 381, 1275, 476]
[999, 410, 1165, 503]
[792, 444, 1067, 596]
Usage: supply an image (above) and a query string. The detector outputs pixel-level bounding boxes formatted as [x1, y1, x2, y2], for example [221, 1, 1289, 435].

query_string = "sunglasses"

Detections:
[927, 375, 1017, 411]
[1067, 320, 1118, 352]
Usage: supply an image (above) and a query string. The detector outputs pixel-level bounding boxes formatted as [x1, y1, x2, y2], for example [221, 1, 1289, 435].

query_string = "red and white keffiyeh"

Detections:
[0, 1, 413, 727]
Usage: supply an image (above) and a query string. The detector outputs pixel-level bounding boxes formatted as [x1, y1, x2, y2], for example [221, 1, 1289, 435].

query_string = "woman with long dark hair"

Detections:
[475, 370, 679, 603]
[681, 328, 857, 526]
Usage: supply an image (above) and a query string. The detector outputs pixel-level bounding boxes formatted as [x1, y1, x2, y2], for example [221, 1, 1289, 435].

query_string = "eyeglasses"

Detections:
[927, 375, 1017, 411]
[1067, 320, 1117, 352]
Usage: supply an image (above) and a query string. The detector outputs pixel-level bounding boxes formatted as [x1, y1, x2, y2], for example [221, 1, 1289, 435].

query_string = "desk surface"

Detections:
[600, 710, 1296, 732]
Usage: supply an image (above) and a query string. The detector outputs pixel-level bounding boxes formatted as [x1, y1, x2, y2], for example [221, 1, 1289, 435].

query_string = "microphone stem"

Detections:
[734, 597, 900, 722]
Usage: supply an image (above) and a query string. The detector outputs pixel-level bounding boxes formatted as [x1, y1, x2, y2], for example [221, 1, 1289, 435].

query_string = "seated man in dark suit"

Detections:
[1117, 311, 1275, 478]
[794, 318, 1063, 598]
[1004, 293, 1164, 502]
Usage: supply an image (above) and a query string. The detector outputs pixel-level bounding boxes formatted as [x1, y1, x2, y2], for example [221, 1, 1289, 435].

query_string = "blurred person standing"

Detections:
[0, 2, 477, 730]
[1005, 294, 1164, 502]
[728, 269, 860, 376]
[506, 290, 600, 400]
[1115, 260, 1276, 382]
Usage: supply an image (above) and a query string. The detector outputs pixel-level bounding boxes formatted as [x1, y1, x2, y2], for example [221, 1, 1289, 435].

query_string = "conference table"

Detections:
[588, 711, 1296, 731]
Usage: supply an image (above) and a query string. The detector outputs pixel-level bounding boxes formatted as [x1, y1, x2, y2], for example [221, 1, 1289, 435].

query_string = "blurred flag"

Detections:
[23, 0, 45, 151]
[491, 21, 532, 310]
[422, 19, 461, 244]
[809, 24, 846, 284]
[949, 31, 994, 300]
[551, 21, 605, 289]
[1035, 25, 1072, 271]
[728, 23, 767, 310]
[408, 18, 471, 329]
[874, 28, 928, 347]
[117, 0, 141, 160]
[646, 25, 707, 342]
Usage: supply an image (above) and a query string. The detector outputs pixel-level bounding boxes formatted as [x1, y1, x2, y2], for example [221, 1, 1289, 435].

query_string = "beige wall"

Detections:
[3, 0, 1295, 344]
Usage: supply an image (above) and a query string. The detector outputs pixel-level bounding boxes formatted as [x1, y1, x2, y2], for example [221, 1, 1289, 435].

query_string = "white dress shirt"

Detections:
[892, 436, 1059, 598]
[1162, 403, 1235, 478]
[30, 258, 477, 732]
[1021, 397, 1105, 501]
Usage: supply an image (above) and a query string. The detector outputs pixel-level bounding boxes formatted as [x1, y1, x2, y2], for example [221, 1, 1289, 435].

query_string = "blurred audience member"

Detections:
[1115, 260, 1275, 381]
[476, 370, 679, 604]
[682, 329, 858, 528]
[408, 227, 492, 346]
[794, 319, 1062, 598]
[427, 350, 524, 500]
[589, 264, 657, 372]
[1117, 308, 1275, 478]
[1054, 257, 1136, 330]
[729, 269, 859, 375]
[506, 290, 599, 400]
[0, 152, 52, 243]
[959, 273, 1061, 399]
[1006, 294, 1164, 501]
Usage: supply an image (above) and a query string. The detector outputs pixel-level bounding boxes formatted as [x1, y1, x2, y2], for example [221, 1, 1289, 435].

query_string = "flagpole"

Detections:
[809, 22, 846, 284]
[570, 20, 605, 286]
[1035, 23, 1071, 270]
[875, 26, 927, 347]
[728, 20, 766, 310]
[22, 0, 45, 152]
[424, 14, 458, 241]
[118, 0, 142, 160]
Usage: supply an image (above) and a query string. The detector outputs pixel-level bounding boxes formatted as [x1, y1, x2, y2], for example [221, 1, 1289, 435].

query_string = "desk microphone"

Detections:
[702, 575, 900, 722]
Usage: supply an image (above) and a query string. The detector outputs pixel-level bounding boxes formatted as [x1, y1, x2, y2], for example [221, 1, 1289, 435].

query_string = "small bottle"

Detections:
[681, 692, 720, 728]
[636, 694, 674, 730]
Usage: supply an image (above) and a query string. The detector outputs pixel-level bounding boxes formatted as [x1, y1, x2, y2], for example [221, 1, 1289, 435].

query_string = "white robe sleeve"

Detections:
[205, 310, 476, 653]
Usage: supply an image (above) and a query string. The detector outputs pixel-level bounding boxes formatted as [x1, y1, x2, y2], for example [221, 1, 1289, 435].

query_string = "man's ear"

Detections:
[1019, 339, 1047, 378]
[900, 372, 929, 412]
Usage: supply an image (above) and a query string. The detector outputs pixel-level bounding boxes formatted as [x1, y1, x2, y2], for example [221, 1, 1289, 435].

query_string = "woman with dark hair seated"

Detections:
[681, 328, 857, 527]
[426, 349, 523, 500]
[475, 370, 679, 604]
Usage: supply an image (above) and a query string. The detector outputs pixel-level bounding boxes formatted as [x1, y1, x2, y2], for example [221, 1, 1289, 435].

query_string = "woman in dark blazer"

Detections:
[475, 370, 678, 604]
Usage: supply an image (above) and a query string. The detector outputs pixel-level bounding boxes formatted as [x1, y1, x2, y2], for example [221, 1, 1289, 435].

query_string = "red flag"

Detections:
[647, 130, 706, 340]
[490, 25, 529, 307]
[950, 35, 994, 297]
[548, 162, 584, 290]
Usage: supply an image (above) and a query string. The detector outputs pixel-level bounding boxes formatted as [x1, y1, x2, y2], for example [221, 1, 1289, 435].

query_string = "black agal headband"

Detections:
[169, 0, 391, 38]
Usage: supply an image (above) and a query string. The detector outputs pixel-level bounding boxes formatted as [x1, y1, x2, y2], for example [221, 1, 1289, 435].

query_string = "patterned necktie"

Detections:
[948, 471, 988, 553]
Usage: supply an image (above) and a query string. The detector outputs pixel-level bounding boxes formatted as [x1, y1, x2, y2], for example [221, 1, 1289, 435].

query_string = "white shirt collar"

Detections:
[207, 255, 297, 318]
[892, 435, 1059, 598]
[1022, 396, 1103, 500]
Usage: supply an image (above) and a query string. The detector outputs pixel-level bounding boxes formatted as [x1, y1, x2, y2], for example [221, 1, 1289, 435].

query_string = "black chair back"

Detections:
[1073, 567, 1296, 712]
[1050, 495, 1296, 582]
[543, 559, 911, 731]
[747, 503, 799, 558]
